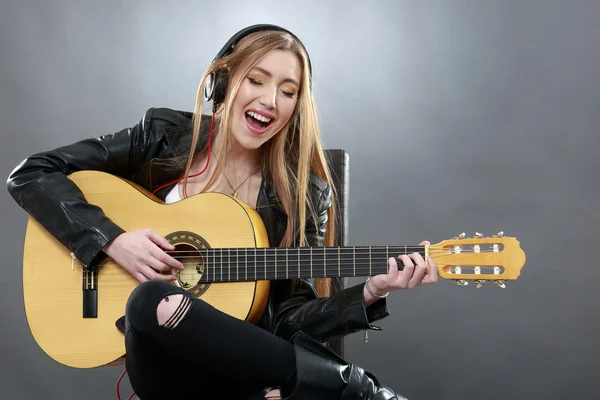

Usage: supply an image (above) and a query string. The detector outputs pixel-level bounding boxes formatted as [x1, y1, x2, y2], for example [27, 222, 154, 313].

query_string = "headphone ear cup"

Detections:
[212, 68, 229, 106]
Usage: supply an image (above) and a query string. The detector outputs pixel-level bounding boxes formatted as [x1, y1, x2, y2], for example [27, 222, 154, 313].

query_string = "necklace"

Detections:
[212, 149, 261, 198]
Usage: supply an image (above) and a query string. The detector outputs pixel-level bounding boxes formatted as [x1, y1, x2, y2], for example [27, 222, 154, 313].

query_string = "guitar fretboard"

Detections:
[180, 245, 426, 283]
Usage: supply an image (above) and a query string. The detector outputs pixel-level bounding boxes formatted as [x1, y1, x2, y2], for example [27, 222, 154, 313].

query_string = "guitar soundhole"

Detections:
[164, 231, 211, 298]
[174, 243, 204, 287]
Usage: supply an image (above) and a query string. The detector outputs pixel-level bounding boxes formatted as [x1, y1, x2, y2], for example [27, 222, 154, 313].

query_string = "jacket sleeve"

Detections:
[6, 108, 157, 270]
[272, 183, 390, 343]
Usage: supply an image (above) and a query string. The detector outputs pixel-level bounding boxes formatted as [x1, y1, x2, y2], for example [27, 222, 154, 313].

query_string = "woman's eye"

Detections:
[248, 76, 296, 97]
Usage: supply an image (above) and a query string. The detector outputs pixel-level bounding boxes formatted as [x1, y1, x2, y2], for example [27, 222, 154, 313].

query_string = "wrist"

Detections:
[363, 277, 389, 307]
[102, 234, 123, 257]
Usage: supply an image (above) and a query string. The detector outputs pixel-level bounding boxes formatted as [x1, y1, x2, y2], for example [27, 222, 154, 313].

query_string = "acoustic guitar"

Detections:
[20, 171, 526, 369]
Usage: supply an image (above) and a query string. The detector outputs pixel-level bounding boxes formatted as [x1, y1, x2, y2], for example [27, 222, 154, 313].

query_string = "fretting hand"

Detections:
[103, 228, 185, 283]
[364, 240, 438, 303]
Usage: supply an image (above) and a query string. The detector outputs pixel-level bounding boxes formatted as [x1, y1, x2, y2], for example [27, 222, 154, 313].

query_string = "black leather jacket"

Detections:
[6, 107, 389, 344]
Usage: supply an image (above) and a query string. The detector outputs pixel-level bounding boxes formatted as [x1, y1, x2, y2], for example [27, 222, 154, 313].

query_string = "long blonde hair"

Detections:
[181, 30, 336, 297]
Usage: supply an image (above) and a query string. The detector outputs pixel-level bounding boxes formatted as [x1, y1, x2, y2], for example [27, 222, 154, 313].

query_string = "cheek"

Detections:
[277, 100, 297, 125]
[232, 83, 252, 111]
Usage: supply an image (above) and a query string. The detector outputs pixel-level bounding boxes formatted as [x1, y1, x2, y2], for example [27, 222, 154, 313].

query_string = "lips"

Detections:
[245, 109, 275, 135]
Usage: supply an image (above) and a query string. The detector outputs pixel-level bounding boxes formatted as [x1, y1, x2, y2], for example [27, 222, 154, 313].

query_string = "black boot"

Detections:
[285, 331, 408, 400]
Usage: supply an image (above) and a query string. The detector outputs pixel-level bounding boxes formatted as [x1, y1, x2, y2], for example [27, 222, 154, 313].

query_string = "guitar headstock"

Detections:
[429, 232, 526, 288]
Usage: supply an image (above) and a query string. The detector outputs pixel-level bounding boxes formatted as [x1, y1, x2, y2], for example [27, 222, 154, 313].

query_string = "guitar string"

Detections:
[170, 266, 498, 274]
[164, 262, 502, 274]
[162, 248, 498, 255]
[161, 252, 498, 260]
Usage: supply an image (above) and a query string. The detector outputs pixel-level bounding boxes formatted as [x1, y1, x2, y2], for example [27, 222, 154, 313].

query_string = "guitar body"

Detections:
[22, 171, 270, 369]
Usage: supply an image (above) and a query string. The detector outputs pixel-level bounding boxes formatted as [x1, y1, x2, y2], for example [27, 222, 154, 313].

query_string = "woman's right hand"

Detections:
[103, 228, 185, 283]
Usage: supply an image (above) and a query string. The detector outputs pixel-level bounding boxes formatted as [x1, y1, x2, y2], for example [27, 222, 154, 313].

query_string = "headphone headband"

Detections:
[212, 24, 312, 75]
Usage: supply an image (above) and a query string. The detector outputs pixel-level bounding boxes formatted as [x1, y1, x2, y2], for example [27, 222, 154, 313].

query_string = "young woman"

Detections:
[7, 24, 438, 399]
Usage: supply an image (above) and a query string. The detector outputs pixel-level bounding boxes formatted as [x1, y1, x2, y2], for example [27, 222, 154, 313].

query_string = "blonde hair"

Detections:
[181, 30, 336, 297]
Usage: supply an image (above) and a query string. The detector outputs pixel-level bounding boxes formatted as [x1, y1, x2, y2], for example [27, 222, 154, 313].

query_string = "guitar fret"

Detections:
[369, 246, 372, 276]
[324, 246, 326, 277]
[310, 247, 313, 278]
[338, 246, 340, 277]
[353, 246, 356, 277]
[286, 248, 289, 279]
[275, 248, 277, 280]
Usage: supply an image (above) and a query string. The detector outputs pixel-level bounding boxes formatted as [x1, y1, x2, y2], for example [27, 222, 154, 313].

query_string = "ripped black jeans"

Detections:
[124, 280, 297, 400]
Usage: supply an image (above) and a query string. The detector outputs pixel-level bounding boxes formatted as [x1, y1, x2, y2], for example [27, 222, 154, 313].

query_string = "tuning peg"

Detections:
[474, 279, 485, 288]
[454, 232, 466, 239]
[494, 280, 506, 289]
[455, 279, 469, 286]
[493, 231, 504, 238]
[473, 232, 484, 238]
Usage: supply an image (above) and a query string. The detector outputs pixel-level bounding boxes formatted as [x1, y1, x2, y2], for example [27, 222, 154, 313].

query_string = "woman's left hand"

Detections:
[365, 240, 438, 300]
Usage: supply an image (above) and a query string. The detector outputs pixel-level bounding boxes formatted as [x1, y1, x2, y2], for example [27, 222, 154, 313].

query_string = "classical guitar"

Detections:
[20, 171, 526, 369]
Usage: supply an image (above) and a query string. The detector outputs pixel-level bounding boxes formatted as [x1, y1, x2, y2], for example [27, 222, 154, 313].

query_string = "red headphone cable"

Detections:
[151, 112, 215, 195]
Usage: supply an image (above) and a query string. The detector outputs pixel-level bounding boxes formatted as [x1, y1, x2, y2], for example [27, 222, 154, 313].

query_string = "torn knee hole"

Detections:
[156, 294, 192, 329]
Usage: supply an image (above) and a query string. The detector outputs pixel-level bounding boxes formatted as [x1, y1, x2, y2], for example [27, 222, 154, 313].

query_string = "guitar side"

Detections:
[21, 171, 270, 369]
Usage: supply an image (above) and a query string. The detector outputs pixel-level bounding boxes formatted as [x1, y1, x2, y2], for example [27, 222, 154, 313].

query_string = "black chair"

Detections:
[323, 149, 350, 358]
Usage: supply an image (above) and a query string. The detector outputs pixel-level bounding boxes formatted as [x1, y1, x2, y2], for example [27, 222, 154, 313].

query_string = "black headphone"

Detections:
[204, 24, 312, 110]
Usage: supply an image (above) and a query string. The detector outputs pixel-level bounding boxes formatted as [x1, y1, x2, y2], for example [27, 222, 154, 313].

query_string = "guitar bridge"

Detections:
[82, 268, 98, 318]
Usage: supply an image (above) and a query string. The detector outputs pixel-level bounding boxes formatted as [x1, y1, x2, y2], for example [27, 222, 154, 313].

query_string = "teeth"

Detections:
[247, 111, 271, 123]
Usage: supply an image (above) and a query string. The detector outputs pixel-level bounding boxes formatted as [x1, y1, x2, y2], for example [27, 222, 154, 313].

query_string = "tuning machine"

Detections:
[492, 231, 505, 238]
[474, 279, 485, 288]
[454, 232, 466, 239]
[494, 280, 506, 289]
[455, 279, 469, 286]
[473, 232, 484, 238]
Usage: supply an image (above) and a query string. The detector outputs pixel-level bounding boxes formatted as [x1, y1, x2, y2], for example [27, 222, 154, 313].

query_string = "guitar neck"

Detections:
[193, 245, 426, 283]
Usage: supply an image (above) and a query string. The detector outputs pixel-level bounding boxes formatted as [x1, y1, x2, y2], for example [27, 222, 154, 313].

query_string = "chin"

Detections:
[233, 124, 281, 151]
[232, 132, 268, 151]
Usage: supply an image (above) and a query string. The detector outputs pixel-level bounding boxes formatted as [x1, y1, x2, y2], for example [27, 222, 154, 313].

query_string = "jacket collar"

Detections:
[157, 113, 281, 209]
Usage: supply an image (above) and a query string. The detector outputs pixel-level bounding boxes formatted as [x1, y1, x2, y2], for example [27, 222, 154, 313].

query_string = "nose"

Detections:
[258, 84, 277, 110]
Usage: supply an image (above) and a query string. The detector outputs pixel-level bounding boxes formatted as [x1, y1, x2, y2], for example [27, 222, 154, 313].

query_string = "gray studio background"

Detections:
[1, 1, 598, 399]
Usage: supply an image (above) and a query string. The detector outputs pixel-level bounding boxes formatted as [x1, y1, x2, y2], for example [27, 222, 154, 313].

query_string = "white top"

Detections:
[164, 183, 181, 204]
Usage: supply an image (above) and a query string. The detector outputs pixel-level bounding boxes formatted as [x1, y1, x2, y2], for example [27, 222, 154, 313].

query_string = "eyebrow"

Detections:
[251, 66, 300, 87]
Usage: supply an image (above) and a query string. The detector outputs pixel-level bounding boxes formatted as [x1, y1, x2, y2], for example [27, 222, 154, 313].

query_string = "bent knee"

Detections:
[126, 280, 188, 331]
[156, 293, 193, 329]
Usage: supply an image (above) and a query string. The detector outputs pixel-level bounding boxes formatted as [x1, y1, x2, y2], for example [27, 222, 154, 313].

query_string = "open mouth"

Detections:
[245, 111, 274, 132]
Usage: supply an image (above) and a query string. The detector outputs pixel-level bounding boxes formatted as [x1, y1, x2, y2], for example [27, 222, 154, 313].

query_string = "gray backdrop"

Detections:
[1, 0, 598, 399]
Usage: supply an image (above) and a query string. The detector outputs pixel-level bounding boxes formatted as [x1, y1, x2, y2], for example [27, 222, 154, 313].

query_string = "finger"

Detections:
[418, 240, 431, 273]
[146, 229, 175, 250]
[133, 271, 148, 283]
[407, 252, 427, 288]
[422, 257, 439, 284]
[387, 257, 400, 280]
[396, 254, 414, 288]
[141, 265, 177, 281]
[145, 255, 173, 273]
[149, 244, 185, 270]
